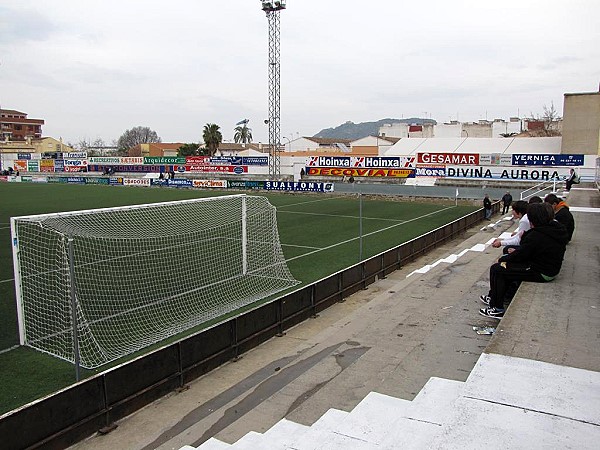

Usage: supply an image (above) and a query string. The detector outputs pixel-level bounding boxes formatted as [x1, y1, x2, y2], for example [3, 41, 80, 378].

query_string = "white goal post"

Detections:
[11, 194, 298, 369]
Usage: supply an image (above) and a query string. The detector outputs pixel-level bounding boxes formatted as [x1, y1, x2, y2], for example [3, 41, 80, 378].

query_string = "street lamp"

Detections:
[282, 136, 291, 152]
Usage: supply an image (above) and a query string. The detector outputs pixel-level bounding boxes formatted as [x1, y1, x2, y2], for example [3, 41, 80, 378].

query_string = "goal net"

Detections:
[11, 194, 299, 369]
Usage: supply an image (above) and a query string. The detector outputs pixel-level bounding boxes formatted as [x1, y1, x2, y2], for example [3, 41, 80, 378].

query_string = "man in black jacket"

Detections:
[501, 191, 513, 215]
[479, 202, 569, 319]
[544, 193, 575, 242]
[483, 194, 492, 220]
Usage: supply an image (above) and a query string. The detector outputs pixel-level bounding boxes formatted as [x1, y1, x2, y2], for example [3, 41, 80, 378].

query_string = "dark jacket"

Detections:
[499, 221, 569, 277]
[554, 203, 575, 241]
[502, 193, 513, 205]
[483, 197, 492, 209]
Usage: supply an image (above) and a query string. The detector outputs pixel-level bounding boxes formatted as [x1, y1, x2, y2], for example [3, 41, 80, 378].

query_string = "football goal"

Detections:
[11, 194, 299, 369]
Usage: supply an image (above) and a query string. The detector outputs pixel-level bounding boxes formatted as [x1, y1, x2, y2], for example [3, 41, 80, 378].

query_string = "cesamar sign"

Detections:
[417, 153, 479, 165]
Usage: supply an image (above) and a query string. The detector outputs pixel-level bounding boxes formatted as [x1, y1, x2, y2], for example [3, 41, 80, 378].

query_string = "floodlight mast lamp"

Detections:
[260, 1, 286, 179]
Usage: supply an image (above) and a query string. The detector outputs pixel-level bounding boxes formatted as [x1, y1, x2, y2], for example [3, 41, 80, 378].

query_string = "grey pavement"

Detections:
[71, 185, 600, 450]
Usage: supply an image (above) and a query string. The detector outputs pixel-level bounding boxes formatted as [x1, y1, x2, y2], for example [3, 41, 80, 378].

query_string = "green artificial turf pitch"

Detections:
[0, 182, 477, 413]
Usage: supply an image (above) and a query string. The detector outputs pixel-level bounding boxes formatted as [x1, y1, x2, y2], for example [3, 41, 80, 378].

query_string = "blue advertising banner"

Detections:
[167, 179, 193, 188]
[109, 177, 124, 185]
[208, 156, 268, 166]
[511, 154, 584, 166]
[242, 156, 268, 166]
[54, 159, 65, 172]
[264, 181, 334, 192]
[415, 167, 446, 177]
[17, 153, 32, 160]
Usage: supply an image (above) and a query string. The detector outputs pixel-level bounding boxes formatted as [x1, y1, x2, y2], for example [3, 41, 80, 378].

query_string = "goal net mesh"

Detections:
[12, 194, 299, 368]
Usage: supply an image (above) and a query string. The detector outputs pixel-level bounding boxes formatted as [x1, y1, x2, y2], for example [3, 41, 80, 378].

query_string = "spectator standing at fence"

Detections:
[483, 194, 492, 220]
[501, 192, 513, 215]
[544, 194, 575, 242]
[479, 202, 568, 319]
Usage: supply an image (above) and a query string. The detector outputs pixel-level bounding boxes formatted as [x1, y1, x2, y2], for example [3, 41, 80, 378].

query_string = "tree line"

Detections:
[72, 122, 253, 157]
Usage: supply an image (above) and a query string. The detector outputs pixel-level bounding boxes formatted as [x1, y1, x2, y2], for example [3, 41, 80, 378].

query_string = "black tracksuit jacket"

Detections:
[499, 221, 569, 277]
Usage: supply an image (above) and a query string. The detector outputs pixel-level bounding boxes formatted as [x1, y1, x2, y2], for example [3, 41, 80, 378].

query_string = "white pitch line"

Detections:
[0, 345, 19, 355]
[285, 205, 457, 263]
[277, 196, 339, 209]
[281, 243, 322, 250]
[279, 210, 404, 222]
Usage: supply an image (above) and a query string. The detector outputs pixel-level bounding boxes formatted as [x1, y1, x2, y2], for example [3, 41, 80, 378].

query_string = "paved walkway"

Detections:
[71, 186, 600, 450]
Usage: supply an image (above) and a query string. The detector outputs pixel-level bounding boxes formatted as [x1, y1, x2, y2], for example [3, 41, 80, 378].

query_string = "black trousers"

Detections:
[566, 179, 574, 191]
[502, 203, 511, 214]
[488, 262, 547, 309]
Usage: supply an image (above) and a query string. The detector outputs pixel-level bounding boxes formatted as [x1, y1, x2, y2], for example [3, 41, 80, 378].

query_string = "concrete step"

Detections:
[430, 395, 600, 450]
[283, 428, 380, 450]
[194, 437, 231, 449]
[191, 354, 600, 450]
[310, 408, 349, 431]
[228, 431, 263, 449]
[464, 353, 600, 425]
[258, 418, 311, 449]
[410, 377, 464, 424]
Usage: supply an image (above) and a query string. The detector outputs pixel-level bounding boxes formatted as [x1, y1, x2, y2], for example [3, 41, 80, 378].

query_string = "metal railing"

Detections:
[519, 176, 563, 200]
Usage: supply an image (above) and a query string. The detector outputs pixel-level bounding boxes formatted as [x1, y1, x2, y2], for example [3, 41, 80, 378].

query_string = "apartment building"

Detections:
[0, 109, 44, 141]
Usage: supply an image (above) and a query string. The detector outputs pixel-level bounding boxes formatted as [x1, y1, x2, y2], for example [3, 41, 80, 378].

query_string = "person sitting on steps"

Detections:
[544, 193, 575, 242]
[491, 200, 529, 254]
[479, 202, 569, 320]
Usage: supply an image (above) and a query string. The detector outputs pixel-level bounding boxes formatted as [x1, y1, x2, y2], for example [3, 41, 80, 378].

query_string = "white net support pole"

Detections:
[67, 236, 82, 381]
[242, 195, 248, 275]
[10, 217, 26, 345]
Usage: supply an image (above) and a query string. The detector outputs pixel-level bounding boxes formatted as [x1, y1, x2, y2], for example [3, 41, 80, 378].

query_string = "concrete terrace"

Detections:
[71, 185, 600, 450]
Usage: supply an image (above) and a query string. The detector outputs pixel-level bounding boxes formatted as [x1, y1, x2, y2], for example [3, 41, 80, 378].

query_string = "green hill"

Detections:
[313, 118, 436, 140]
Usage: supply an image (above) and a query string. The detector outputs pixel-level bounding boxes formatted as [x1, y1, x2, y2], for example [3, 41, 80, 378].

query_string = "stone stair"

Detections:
[182, 353, 600, 449]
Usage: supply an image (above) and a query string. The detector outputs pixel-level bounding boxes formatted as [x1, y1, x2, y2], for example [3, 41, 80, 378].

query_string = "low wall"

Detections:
[0, 205, 496, 450]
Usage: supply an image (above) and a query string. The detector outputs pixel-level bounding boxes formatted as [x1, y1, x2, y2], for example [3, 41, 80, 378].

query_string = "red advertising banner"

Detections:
[306, 167, 414, 178]
[14, 160, 28, 171]
[417, 152, 479, 165]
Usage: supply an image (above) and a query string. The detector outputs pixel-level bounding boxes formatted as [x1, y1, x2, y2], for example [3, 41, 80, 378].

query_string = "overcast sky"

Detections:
[1, 0, 598, 145]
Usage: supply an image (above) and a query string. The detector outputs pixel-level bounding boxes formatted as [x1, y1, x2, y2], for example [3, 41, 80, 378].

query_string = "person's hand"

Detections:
[507, 247, 515, 253]
[492, 239, 501, 248]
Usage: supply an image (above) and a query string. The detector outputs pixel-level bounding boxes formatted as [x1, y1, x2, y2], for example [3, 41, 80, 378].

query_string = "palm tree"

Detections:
[202, 123, 222, 156]
[233, 124, 253, 144]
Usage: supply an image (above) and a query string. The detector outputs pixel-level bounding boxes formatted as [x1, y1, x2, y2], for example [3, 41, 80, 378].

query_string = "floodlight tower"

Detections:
[260, 1, 286, 178]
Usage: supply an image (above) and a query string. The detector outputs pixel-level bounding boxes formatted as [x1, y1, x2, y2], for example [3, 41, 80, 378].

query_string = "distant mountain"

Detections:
[313, 118, 436, 140]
